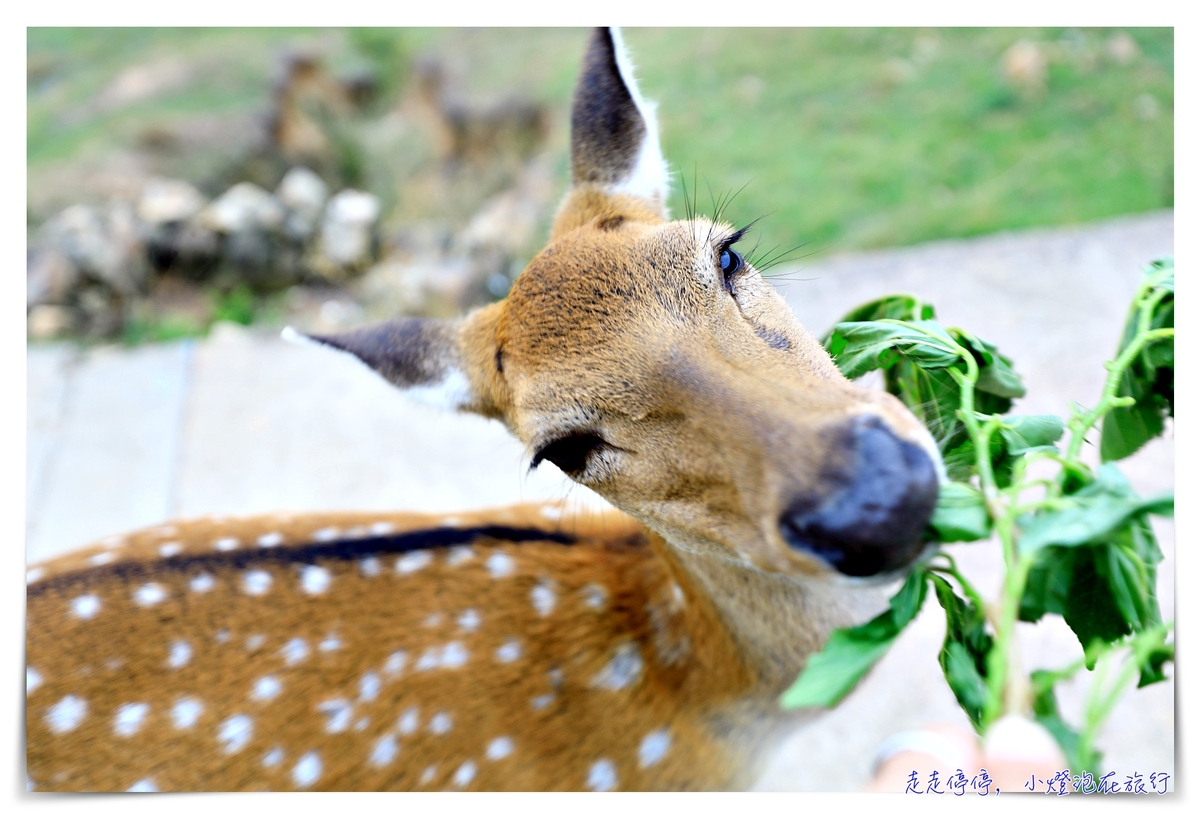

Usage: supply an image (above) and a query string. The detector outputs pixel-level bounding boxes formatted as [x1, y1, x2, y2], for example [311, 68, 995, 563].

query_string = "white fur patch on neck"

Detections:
[608, 27, 669, 208]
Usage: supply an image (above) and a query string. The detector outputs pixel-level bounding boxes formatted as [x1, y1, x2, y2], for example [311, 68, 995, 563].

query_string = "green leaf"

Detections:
[953, 330, 1026, 399]
[1138, 642, 1174, 688]
[1100, 259, 1174, 462]
[781, 569, 928, 709]
[1016, 489, 1173, 556]
[826, 319, 964, 380]
[1031, 670, 1094, 773]
[930, 574, 994, 728]
[820, 295, 935, 343]
[929, 482, 991, 542]
[998, 414, 1065, 456]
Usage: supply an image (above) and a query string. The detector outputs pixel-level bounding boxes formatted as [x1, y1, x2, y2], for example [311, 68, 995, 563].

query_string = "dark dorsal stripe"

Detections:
[27, 525, 577, 597]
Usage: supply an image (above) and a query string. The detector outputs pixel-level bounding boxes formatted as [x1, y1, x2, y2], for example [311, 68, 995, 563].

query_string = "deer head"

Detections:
[297, 28, 941, 590]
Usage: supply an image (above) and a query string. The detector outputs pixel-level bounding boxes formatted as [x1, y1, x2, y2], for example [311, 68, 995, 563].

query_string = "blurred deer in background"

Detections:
[26, 28, 941, 791]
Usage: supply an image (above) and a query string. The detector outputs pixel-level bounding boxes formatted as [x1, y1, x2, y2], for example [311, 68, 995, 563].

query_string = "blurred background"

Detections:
[26, 27, 1174, 791]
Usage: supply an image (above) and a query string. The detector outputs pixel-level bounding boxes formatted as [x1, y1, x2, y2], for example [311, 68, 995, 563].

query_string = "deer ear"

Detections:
[284, 307, 504, 417]
[568, 27, 668, 211]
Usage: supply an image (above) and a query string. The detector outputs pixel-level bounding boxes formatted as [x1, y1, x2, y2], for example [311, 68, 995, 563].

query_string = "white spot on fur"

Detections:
[301, 565, 331, 594]
[495, 639, 522, 663]
[405, 366, 472, 411]
[428, 712, 452, 734]
[252, 676, 282, 701]
[360, 557, 381, 577]
[46, 695, 87, 733]
[420, 765, 437, 785]
[215, 629, 231, 644]
[319, 633, 342, 652]
[639, 729, 671, 768]
[441, 516, 462, 527]
[486, 736, 513, 760]
[541, 505, 563, 520]
[127, 778, 157, 792]
[398, 707, 419, 735]
[582, 583, 608, 610]
[453, 760, 477, 788]
[423, 612, 443, 628]
[159, 541, 183, 557]
[591, 642, 643, 690]
[218, 714, 253, 753]
[243, 570, 272, 596]
[531, 580, 557, 616]
[318, 698, 354, 733]
[133, 583, 167, 607]
[71, 594, 101, 619]
[245, 634, 266, 651]
[486, 552, 515, 578]
[167, 640, 192, 668]
[442, 642, 469, 668]
[282, 638, 310, 665]
[172, 697, 203, 729]
[263, 747, 284, 767]
[27, 667, 43, 693]
[384, 650, 407, 677]
[355, 717, 369, 731]
[257, 532, 284, 548]
[371, 734, 398, 766]
[446, 545, 475, 566]
[293, 751, 322, 788]
[530, 694, 554, 711]
[27, 567, 44, 584]
[671, 582, 686, 606]
[396, 551, 433, 574]
[313, 526, 340, 542]
[549, 667, 564, 688]
[587, 758, 618, 792]
[214, 537, 239, 551]
[370, 521, 394, 535]
[457, 609, 480, 632]
[113, 702, 149, 736]
[190, 573, 215, 593]
[359, 671, 381, 702]
[89, 551, 114, 566]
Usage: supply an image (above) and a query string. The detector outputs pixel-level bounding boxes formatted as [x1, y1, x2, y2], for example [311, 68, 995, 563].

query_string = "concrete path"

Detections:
[26, 209, 1173, 791]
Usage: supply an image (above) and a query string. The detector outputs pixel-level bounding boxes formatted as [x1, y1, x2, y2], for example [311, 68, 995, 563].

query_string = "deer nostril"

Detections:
[781, 416, 939, 577]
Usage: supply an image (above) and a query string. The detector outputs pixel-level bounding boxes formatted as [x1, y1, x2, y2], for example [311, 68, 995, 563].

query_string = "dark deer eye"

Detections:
[531, 433, 607, 475]
[720, 248, 743, 292]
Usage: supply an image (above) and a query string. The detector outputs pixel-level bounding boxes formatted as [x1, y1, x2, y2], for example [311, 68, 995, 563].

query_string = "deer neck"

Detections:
[653, 529, 892, 694]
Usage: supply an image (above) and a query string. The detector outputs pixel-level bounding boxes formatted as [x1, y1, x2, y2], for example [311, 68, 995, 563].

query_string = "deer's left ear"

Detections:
[556, 27, 669, 232]
[285, 303, 507, 419]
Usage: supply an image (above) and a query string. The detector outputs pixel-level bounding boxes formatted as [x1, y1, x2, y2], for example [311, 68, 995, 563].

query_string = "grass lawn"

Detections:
[28, 27, 1173, 263]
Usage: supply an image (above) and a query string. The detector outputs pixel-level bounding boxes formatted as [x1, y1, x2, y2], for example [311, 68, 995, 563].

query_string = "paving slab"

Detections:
[25, 341, 193, 563]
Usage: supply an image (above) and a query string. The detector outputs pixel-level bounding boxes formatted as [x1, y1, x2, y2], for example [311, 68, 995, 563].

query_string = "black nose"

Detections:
[781, 416, 939, 577]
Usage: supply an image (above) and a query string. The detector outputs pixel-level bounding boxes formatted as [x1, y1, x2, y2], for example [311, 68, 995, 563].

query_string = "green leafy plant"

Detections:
[782, 258, 1175, 777]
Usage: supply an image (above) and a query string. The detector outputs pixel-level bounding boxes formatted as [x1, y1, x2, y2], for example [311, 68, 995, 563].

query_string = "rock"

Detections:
[355, 254, 478, 318]
[146, 219, 221, 278]
[27, 245, 80, 307]
[38, 202, 148, 296]
[1001, 40, 1048, 91]
[198, 182, 285, 234]
[137, 178, 206, 225]
[317, 189, 380, 275]
[276, 166, 329, 242]
[27, 305, 76, 340]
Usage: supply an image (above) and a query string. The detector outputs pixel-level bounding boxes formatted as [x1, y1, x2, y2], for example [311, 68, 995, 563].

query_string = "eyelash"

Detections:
[717, 227, 749, 293]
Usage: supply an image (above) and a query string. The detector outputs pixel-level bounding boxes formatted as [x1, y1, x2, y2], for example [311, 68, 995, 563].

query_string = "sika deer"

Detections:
[25, 28, 941, 792]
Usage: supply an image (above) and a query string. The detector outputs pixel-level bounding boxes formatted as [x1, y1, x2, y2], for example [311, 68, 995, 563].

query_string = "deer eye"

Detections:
[720, 248, 743, 292]
[531, 433, 607, 475]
